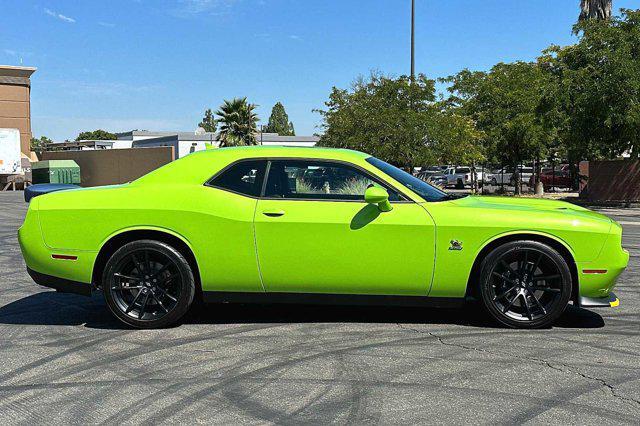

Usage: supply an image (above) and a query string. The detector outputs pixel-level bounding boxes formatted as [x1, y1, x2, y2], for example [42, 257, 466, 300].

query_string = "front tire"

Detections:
[478, 240, 572, 329]
[102, 240, 195, 329]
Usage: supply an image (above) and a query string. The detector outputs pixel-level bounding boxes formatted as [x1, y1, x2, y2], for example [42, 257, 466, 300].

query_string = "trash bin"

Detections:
[31, 160, 81, 184]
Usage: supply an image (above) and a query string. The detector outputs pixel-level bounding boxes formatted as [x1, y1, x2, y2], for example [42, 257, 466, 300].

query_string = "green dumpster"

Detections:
[32, 160, 81, 185]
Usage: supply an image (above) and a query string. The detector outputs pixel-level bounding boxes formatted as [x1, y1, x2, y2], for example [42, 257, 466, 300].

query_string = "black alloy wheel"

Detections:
[479, 240, 572, 328]
[102, 240, 195, 328]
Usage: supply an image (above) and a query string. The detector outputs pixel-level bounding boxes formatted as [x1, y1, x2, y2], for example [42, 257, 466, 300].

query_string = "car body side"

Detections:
[18, 146, 628, 302]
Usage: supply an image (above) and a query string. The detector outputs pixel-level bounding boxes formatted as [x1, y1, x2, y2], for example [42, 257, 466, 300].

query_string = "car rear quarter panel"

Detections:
[37, 183, 264, 292]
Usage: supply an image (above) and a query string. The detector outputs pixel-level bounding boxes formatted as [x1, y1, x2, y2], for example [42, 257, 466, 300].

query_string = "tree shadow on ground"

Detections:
[0, 291, 604, 330]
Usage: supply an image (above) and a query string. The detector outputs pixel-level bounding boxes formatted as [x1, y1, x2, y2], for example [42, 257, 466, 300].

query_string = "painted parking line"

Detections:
[616, 221, 640, 226]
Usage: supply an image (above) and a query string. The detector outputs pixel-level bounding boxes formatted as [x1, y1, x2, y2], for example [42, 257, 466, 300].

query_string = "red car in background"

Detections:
[529, 167, 573, 190]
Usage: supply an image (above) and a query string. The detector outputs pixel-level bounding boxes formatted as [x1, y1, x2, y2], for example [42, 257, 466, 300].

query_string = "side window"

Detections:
[208, 160, 267, 197]
[264, 160, 400, 201]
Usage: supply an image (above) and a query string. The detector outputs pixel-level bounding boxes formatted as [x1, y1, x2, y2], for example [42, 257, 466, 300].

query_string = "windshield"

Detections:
[366, 157, 451, 202]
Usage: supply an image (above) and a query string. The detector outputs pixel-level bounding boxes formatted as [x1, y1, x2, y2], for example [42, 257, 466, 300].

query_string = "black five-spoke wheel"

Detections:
[479, 240, 572, 328]
[103, 240, 195, 328]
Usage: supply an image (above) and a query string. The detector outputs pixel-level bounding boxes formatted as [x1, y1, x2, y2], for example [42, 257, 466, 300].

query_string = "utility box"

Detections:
[32, 160, 81, 184]
[0, 128, 22, 175]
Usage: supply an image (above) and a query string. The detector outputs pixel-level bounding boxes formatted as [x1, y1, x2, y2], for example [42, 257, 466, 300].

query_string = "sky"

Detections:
[1, 0, 638, 141]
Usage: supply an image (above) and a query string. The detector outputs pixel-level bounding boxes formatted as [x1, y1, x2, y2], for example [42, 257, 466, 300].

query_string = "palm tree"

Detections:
[216, 98, 260, 147]
[579, 0, 612, 21]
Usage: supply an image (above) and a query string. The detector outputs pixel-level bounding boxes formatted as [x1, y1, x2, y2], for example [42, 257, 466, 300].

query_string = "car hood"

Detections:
[446, 195, 612, 224]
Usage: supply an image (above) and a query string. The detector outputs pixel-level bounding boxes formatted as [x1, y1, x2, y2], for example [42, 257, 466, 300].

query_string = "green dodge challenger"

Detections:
[18, 146, 628, 329]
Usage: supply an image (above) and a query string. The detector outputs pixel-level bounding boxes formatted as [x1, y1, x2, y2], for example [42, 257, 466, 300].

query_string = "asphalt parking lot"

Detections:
[0, 191, 638, 424]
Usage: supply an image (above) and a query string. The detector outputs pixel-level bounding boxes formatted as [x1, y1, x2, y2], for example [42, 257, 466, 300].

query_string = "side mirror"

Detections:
[365, 186, 392, 212]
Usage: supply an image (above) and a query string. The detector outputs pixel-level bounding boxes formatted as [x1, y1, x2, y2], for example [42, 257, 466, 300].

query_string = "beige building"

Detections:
[0, 65, 37, 158]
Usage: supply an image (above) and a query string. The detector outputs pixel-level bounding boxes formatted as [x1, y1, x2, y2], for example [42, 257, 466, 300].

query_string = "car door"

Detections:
[253, 159, 435, 296]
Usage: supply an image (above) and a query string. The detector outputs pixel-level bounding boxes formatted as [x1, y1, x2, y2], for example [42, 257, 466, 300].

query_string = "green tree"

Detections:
[30, 136, 54, 153]
[216, 98, 260, 147]
[443, 62, 552, 193]
[264, 102, 295, 136]
[318, 73, 432, 168]
[426, 111, 485, 167]
[539, 9, 640, 162]
[198, 108, 217, 133]
[75, 129, 117, 141]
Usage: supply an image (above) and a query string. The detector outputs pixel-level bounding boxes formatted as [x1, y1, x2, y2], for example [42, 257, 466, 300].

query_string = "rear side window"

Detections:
[208, 160, 267, 197]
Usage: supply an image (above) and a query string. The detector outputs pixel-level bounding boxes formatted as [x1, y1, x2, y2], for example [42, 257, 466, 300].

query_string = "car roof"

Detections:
[192, 145, 370, 161]
[134, 145, 372, 186]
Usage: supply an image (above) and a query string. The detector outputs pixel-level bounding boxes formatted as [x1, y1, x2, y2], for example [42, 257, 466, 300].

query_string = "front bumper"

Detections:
[577, 292, 619, 308]
[576, 221, 629, 300]
[27, 267, 92, 296]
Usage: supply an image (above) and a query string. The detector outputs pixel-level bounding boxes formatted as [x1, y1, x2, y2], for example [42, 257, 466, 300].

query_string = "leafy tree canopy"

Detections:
[539, 9, 640, 160]
[264, 102, 295, 136]
[317, 73, 484, 168]
[30, 136, 54, 153]
[442, 62, 552, 167]
[75, 129, 117, 141]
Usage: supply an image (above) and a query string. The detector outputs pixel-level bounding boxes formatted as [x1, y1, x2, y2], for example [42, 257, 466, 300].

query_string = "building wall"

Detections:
[579, 159, 640, 202]
[41, 146, 175, 187]
[0, 66, 36, 158]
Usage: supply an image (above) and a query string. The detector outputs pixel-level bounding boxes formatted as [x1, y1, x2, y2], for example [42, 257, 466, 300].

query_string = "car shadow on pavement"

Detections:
[0, 291, 127, 329]
[0, 290, 605, 330]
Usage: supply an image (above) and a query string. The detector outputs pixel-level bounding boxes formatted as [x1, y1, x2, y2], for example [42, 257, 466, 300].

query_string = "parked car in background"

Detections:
[428, 174, 448, 188]
[530, 168, 573, 190]
[416, 169, 440, 182]
[416, 166, 449, 188]
[444, 167, 484, 188]
[483, 169, 499, 185]
[487, 166, 534, 186]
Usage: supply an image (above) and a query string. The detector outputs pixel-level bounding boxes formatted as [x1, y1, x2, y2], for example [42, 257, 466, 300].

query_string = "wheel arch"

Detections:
[92, 227, 202, 296]
[465, 231, 579, 303]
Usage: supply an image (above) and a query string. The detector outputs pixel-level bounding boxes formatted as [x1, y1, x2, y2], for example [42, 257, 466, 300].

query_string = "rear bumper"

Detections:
[18, 200, 97, 286]
[577, 292, 619, 308]
[27, 267, 92, 296]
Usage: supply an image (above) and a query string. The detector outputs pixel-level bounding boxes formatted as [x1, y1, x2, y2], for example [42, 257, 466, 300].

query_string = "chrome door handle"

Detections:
[262, 210, 285, 217]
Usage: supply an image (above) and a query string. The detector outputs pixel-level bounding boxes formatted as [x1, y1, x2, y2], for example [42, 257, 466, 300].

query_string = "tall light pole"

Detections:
[411, 0, 415, 81]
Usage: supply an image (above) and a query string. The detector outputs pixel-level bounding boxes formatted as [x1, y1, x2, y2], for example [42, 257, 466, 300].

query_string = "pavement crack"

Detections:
[396, 324, 640, 408]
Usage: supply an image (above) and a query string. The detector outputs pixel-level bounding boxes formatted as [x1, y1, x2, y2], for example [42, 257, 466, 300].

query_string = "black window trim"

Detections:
[204, 157, 413, 203]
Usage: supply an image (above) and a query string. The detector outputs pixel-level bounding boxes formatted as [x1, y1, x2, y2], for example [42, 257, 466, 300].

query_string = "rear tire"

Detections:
[478, 240, 572, 329]
[102, 240, 195, 329]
